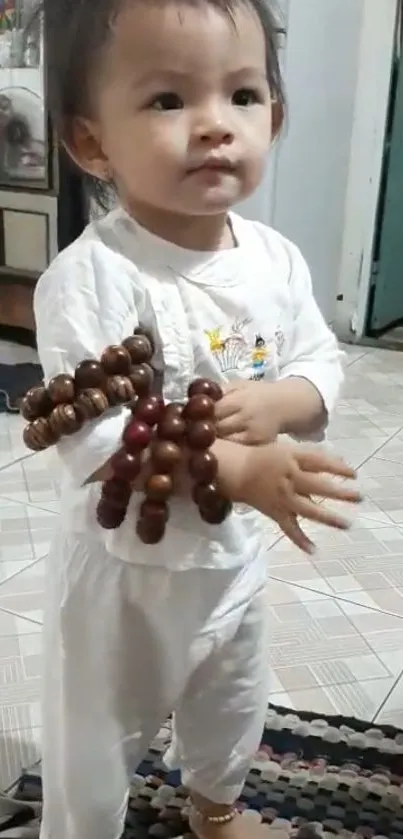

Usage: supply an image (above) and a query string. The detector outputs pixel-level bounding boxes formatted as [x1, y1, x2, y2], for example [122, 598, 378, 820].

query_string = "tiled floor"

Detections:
[2, 343, 403, 790]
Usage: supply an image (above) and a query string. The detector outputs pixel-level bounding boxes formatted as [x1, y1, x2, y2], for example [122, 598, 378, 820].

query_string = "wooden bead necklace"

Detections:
[20, 329, 232, 543]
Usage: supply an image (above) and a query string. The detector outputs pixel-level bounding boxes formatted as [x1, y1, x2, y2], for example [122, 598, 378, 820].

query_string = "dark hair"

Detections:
[40, 0, 285, 207]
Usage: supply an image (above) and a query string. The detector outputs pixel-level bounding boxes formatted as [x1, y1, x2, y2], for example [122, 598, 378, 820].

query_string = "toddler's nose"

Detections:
[194, 106, 234, 146]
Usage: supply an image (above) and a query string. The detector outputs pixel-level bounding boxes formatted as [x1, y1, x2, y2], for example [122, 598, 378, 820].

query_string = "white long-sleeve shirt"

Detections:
[34, 208, 344, 570]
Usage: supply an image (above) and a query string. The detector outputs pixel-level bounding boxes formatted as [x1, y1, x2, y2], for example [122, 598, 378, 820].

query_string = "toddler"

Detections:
[35, 1, 359, 838]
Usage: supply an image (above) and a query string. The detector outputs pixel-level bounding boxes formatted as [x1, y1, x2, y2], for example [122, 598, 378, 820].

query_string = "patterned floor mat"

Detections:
[2, 706, 403, 838]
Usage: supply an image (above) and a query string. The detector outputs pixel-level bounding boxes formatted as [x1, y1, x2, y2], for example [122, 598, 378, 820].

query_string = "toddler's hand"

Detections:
[238, 441, 361, 553]
[215, 380, 286, 444]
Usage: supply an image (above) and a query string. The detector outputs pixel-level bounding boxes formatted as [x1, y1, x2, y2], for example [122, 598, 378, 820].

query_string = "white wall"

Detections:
[336, 0, 398, 340]
[238, 0, 365, 322]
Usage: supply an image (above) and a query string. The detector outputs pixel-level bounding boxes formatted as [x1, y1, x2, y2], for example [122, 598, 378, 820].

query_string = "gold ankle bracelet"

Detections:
[192, 805, 237, 825]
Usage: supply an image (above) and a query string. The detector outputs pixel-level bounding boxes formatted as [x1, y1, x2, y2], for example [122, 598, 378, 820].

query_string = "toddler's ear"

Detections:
[63, 117, 111, 182]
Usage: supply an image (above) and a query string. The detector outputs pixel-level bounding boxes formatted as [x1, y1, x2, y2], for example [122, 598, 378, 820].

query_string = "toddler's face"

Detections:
[92, 1, 273, 218]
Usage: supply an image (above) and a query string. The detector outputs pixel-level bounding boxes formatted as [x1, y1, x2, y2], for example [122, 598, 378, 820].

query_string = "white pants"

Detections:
[40, 530, 269, 839]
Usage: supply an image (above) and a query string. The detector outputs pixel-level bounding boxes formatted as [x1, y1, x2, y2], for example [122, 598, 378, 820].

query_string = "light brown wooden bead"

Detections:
[23, 417, 59, 451]
[129, 363, 154, 396]
[75, 359, 106, 391]
[151, 440, 183, 473]
[20, 385, 52, 421]
[122, 334, 153, 365]
[101, 345, 132, 376]
[145, 473, 173, 502]
[75, 388, 109, 420]
[48, 374, 75, 405]
[49, 404, 83, 436]
[105, 375, 135, 405]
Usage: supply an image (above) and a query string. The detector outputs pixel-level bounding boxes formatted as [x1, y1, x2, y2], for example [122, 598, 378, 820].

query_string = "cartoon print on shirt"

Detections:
[205, 318, 250, 374]
[250, 334, 269, 381]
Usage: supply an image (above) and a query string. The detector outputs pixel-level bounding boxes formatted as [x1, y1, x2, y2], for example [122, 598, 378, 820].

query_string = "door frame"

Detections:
[335, 0, 399, 341]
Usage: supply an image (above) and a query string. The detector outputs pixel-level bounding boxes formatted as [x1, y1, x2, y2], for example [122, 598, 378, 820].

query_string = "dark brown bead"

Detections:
[20, 385, 52, 421]
[151, 440, 183, 473]
[102, 478, 132, 508]
[49, 404, 83, 436]
[136, 516, 166, 545]
[75, 388, 109, 420]
[134, 395, 164, 427]
[75, 359, 106, 391]
[184, 394, 215, 421]
[198, 498, 233, 525]
[122, 334, 153, 365]
[139, 499, 169, 524]
[105, 375, 135, 405]
[101, 345, 132, 376]
[129, 363, 154, 396]
[23, 417, 59, 451]
[145, 473, 173, 502]
[48, 374, 75, 405]
[133, 325, 155, 354]
[123, 418, 152, 452]
[111, 450, 142, 481]
[192, 481, 221, 508]
[188, 378, 223, 402]
[96, 498, 127, 529]
[187, 419, 216, 450]
[188, 450, 218, 483]
[158, 413, 186, 443]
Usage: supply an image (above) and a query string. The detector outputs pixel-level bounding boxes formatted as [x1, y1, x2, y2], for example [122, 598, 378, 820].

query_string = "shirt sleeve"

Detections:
[278, 243, 344, 441]
[34, 253, 136, 487]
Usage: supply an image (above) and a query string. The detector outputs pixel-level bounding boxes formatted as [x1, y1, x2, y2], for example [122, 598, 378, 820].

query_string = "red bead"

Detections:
[158, 413, 186, 443]
[188, 378, 223, 402]
[123, 419, 152, 452]
[145, 473, 173, 502]
[75, 359, 106, 391]
[111, 450, 142, 481]
[139, 499, 169, 524]
[102, 478, 132, 508]
[101, 345, 132, 375]
[129, 363, 154, 396]
[122, 334, 153, 364]
[184, 394, 215, 421]
[134, 395, 164, 427]
[97, 498, 127, 529]
[187, 420, 216, 450]
[151, 440, 183, 473]
[136, 517, 166, 544]
[188, 450, 218, 483]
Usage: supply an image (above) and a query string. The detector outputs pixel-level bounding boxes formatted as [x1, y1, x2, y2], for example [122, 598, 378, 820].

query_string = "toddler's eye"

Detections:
[232, 88, 261, 107]
[149, 92, 183, 111]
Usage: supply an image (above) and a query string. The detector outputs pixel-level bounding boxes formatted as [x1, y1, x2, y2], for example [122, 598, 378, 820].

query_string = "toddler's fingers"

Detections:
[296, 473, 362, 504]
[279, 515, 315, 554]
[216, 416, 246, 438]
[297, 450, 356, 480]
[294, 497, 351, 530]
